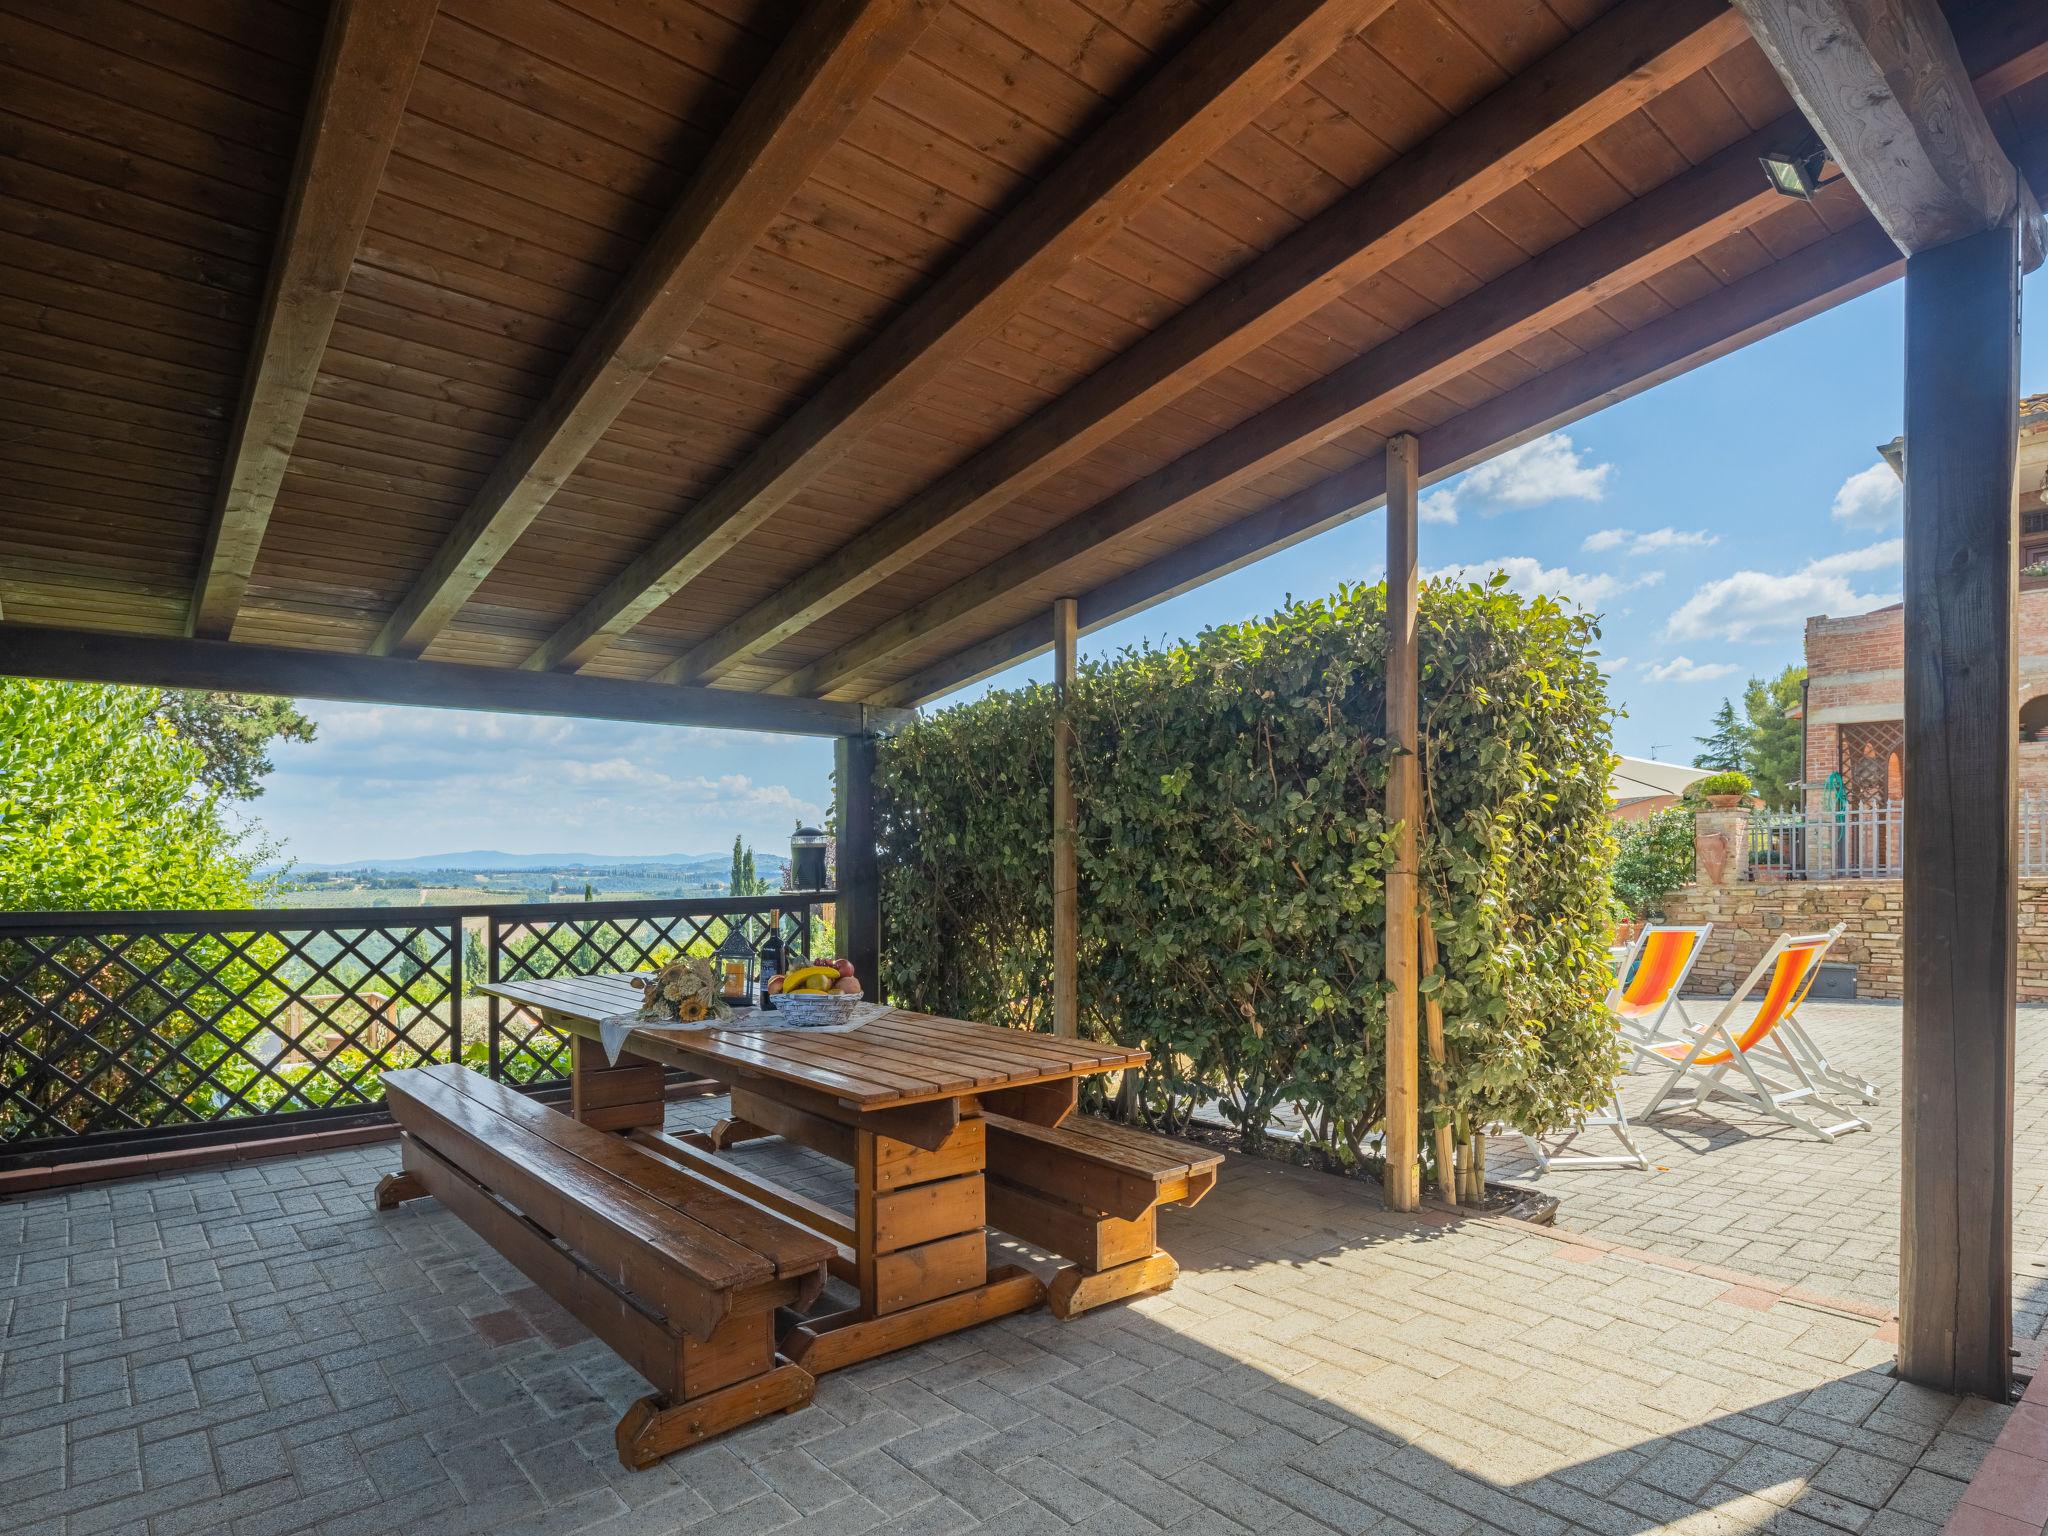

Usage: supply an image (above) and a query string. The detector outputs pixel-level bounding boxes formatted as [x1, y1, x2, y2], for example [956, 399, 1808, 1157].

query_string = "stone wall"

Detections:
[1659, 878, 2048, 1000]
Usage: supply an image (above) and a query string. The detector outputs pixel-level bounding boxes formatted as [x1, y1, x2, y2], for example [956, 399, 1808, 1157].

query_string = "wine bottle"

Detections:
[758, 913, 784, 1010]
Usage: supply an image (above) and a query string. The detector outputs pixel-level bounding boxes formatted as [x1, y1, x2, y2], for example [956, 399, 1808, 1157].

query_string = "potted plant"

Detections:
[1694, 769, 1753, 809]
[1752, 848, 1787, 882]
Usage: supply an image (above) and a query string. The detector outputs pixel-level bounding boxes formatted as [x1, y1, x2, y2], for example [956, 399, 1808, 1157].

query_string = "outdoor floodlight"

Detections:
[1759, 134, 1841, 201]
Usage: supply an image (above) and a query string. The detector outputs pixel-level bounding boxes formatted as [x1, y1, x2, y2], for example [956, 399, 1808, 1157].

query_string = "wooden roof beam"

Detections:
[1731, 0, 2045, 266]
[367, 0, 946, 659]
[522, 0, 1398, 677]
[773, 118, 1795, 701]
[878, 218, 1907, 708]
[787, 0, 2048, 704]
[0, 625, 902, 739]
[188, 0, 439, 641]
[685, 0, 1752, 687]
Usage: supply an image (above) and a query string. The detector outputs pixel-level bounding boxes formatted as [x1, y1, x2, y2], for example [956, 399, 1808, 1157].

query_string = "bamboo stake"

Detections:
[1382, 434, 1422, 1211]
[1420, 904, 1455, 1206]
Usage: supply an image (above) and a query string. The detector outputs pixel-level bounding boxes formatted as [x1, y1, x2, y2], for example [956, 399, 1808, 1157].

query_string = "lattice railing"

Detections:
[0, 894, 827, 1165]
[486, 900, 813, 1085]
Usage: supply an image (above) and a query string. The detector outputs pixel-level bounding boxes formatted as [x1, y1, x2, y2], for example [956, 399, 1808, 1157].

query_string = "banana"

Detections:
[783, 965, 840, 994]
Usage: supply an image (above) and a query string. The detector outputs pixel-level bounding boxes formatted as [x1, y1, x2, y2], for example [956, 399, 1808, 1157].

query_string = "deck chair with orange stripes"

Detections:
[1511, 923, 1710, 1174]
[1610, 923, 1711, 1051]
[1638, 925, 1869, 1142]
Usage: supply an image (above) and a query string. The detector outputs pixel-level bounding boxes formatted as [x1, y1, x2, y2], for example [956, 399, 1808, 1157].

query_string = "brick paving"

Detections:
[0, 1080, 2024, 1535]
[1489, 1000, 2048, 1351]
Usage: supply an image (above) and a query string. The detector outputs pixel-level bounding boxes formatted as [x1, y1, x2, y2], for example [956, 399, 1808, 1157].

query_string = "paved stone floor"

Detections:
[1489, 1000, 2048, 1349]
[0, 1076, 2023, 1536]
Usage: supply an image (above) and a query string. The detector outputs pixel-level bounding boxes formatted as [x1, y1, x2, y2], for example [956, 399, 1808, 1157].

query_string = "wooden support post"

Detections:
[1899, 217, 2022, 1400]
[1052, 598, 1080, 1037]
[1383, 433, 1421, 1213]
[835, 732, 881, 999]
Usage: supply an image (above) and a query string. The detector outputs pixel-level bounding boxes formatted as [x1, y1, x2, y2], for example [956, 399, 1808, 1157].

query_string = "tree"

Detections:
[728, 836, 766, 896]
[1741, 666, 1805, 809]
[0, 679, 273, 911]
[0, 680, 282, 1139]
[150, 691, 316, 801]
[1694, 665, 1807, 808]
[1693, 700, 1746, 771]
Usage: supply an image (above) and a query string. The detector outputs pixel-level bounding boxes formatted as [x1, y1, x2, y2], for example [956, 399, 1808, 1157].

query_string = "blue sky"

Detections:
[251, 266, 2048, 866]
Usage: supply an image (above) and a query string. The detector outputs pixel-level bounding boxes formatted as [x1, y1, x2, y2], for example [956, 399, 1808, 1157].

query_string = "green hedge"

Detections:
[875, 578, 1621, 1171]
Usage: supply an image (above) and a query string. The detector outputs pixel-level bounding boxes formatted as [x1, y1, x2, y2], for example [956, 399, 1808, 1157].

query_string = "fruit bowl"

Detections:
[768, 989, 865, 1027]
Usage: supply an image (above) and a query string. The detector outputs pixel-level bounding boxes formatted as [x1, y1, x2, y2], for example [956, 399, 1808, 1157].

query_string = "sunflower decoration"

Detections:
[631, 955, 730, 1025]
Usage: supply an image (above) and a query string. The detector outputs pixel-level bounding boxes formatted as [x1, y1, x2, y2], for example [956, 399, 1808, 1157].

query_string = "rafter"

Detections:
[366, 0, 945, 659]
[874, 218, 1906, 707]
[679, 0, 1751, 686]
[777, 0, 2048, 703]
[521, 0, 1398, 676]
[772, 116, 1794, 701]
[0, 626, 900, 739]
[188, 0, 439, 640]
[1731, 0, 2043, 263]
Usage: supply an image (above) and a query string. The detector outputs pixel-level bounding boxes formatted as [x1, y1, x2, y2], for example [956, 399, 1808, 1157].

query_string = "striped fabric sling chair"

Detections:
[1511, 924, 1709, 1174]
[1638, 925, 1870, 1143]
[1611, 923, 1711, 1051]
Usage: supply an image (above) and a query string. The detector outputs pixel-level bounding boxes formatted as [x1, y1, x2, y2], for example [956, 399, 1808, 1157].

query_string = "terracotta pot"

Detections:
[1704, 794, 1744, 809]
[1754, 865, 1786, 882]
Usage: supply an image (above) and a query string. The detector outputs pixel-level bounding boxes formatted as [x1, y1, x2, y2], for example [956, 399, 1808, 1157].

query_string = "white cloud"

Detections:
[1423, 556, 1660, 613]
[1422, 432, 1614, 523]
[1666, 540, 1902, 643]
[1642, 656, 1739, 684]
[1806, 538, 1903, 576]
[1831, 461, 1902, 529]
[1599, 654, 1628, 674]
[1584, 526, 1718, 556]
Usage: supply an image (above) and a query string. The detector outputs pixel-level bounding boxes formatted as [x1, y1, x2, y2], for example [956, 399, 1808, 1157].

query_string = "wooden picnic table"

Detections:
[480, 973, 1147, 1371]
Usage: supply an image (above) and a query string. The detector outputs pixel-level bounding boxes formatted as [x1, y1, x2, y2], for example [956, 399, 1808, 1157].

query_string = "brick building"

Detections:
[1799, 394, 2048, 815]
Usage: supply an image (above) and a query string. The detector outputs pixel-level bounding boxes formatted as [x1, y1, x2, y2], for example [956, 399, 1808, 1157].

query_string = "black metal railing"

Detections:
[0, 893, 830, 1169]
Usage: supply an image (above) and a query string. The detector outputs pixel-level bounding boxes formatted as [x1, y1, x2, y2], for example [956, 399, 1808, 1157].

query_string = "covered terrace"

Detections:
[3, 0, 2048, 1528]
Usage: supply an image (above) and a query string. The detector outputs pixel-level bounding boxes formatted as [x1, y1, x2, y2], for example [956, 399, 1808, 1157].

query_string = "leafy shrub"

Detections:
[1693, 770, 1753, 798]
[0, 680, 291, 1141]
[1610, 807, 1697, 920]
[876, 578, 1621, 1169]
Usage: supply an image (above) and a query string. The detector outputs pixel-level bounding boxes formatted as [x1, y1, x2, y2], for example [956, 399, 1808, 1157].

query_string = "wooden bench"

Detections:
[983, 1112, 1221, 1318]
[374, 1064, 834, 1468]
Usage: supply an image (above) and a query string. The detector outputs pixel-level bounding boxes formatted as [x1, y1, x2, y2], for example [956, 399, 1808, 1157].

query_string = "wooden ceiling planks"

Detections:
[188, 0, 441, 641]
[513, 0, 1400, 679]
[362, 0, 946, 661]
[4, 0, 2048, 723]
[758, 0, 1755, 698]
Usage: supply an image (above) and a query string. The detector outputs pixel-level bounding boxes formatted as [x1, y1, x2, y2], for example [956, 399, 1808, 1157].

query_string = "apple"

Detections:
[833, 958, 857, 978]
[833, 976, 861, 993]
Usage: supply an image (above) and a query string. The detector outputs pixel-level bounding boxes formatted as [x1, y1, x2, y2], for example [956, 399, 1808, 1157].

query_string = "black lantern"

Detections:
[715, 924, 755, 1008]
[1758, 133, 1841, 202]
[790, 825, 830, 891]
